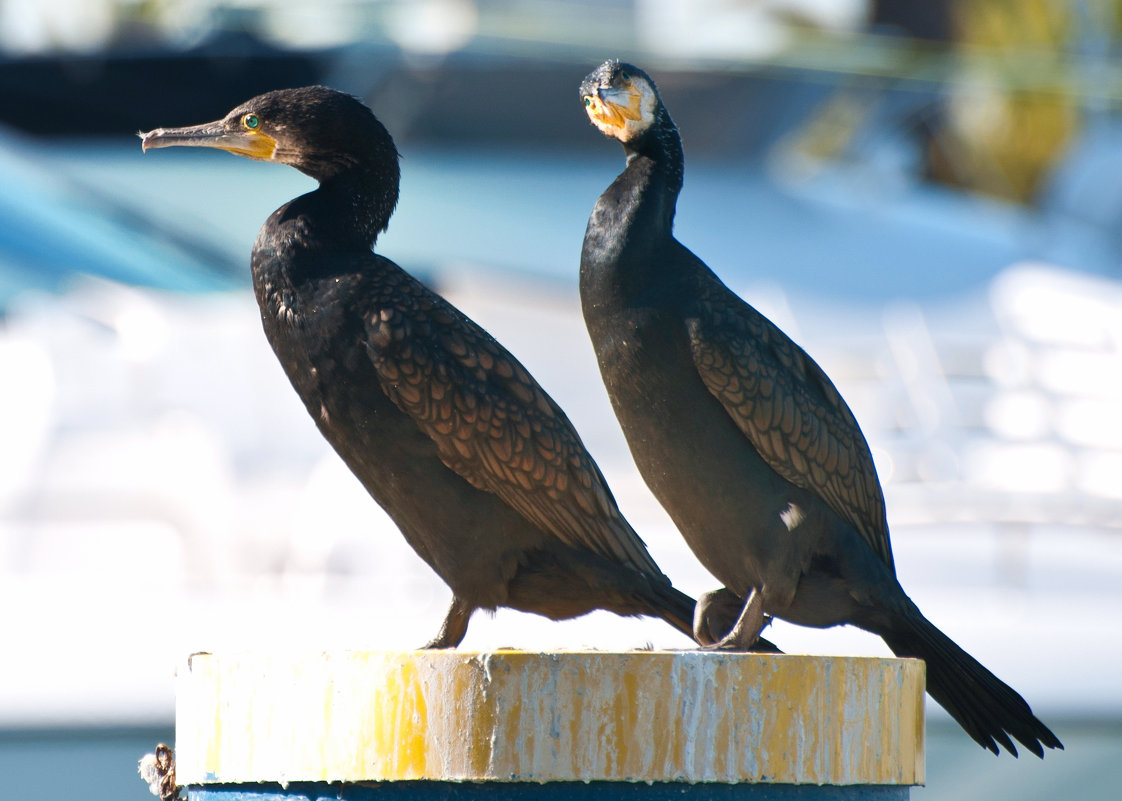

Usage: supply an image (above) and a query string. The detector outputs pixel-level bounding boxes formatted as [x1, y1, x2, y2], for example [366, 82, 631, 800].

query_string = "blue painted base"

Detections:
[186, 782, 909, 800]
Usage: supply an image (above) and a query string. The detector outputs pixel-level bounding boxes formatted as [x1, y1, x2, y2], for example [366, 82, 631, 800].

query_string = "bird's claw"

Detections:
[694, 587, 772, 652]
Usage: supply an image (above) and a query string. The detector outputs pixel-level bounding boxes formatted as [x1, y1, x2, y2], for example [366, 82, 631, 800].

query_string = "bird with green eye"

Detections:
[577, 58, 1061, 759]
[139, 85, 726, 651]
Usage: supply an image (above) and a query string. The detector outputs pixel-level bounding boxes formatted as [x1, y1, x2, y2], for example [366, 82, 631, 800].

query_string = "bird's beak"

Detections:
[584, 85, 643, 130]
[139, 120, 277, 161]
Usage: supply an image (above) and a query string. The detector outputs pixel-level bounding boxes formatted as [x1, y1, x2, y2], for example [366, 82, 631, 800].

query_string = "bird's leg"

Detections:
[693, 587, 742, 645]
[700, 587, 768, 651]
[713, 587, 765, 651]
[423, 597, 474, 649]
[694, 587, 780, 652]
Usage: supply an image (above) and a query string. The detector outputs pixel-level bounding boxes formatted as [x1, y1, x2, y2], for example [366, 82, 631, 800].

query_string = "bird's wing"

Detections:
[686, 278, 894, 571]
[364, 273, 662, 577]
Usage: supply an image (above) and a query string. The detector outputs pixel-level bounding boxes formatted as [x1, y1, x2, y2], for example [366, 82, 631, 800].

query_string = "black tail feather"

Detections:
[649, 581, 698, 641]
[883, 609, 1062, 758]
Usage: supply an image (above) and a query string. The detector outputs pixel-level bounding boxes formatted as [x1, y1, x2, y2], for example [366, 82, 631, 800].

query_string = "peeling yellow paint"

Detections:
[176, 651, 923, 787]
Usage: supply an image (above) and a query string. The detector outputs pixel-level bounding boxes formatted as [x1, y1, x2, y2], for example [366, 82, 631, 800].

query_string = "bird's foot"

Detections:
[696, 587, 771, 652]
[421, 597, 473, 649]
[693, 587, 742, 645]
[421, 635, 458, 649]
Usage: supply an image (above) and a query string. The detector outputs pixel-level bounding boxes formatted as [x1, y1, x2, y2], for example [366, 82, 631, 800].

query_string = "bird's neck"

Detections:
[314, 166, 399, 246]
[613, 111, 685, 247]
[259, 165, 397, 262]
[624, 109, 684, 207]
[581, 114, 685, 297]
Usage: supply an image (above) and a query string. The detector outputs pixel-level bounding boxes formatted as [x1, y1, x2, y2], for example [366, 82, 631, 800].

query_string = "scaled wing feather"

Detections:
[686, 279, 894, 572]
[365, 272, 663, 578]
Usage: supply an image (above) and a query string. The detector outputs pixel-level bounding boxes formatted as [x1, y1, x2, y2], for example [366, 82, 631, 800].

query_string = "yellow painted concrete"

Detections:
[175, 651, 924, 786]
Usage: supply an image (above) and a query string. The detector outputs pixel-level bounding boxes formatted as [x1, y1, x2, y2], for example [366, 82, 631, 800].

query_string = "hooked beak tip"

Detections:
[138, 129, 158, 153]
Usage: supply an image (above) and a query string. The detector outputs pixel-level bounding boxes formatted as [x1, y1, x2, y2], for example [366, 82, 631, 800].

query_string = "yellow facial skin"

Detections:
[583, 76, 657, 143]
[215, 129, 278, 161]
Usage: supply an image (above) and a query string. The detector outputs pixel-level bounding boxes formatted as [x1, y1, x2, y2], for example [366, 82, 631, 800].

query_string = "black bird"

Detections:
[578, 60, 1061, 757]
[140, 85, 700, 648]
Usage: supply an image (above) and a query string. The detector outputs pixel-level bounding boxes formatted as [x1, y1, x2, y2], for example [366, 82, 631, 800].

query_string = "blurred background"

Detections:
[1, 0, 1121, 798]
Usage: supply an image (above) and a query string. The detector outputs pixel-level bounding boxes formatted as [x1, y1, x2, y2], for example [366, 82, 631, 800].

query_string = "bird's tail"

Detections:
[640, 580, 696, 640]
[882, 608, 1062, 757]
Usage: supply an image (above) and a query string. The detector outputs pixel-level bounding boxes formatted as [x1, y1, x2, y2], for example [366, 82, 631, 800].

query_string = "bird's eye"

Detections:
[620, 71, 631, 82]
[243, 114, 260, 130]
[583, 96, 592, 107]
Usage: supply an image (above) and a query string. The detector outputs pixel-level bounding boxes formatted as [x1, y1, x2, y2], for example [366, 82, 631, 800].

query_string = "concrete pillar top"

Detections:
[175, 650, 924, 788]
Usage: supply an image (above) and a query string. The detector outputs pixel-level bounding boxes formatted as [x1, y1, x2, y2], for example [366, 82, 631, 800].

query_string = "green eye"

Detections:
[243, 114, 260, 130]
[620, 71, 630, 81]
[583, 97, 592, 107]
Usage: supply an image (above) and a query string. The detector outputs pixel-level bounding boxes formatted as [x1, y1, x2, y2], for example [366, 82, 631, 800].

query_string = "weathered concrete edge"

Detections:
[175, 650, 925, 786]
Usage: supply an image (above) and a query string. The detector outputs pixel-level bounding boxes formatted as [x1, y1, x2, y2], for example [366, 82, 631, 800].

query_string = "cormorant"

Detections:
[139, 85, 699, 648]
[578, 60, 1061, 757]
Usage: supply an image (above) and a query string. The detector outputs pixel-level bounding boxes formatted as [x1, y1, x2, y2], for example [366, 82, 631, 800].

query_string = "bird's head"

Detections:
[579, 60, 661, 144]
[140, 86, 398, 184]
